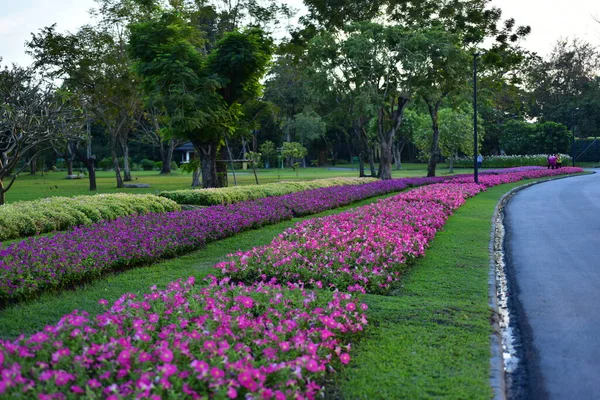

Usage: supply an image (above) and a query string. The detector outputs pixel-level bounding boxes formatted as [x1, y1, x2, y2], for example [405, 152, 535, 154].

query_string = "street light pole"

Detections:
[473, 52, 480, 184]
[572, 107, 579, 167]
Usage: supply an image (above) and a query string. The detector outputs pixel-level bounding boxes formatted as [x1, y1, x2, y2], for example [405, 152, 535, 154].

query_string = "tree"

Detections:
[0, 64, 79, 204]
[402, 29, 472, 177]
[259, 140, 276, 168]
[281, 141, 308, 176]
[414, 107, 483, 172]
[307, 22, 419, 180]
[527, 39, 600, 138]
[27, 23, 142, 188]
[500, 120, 571, 155]
[129, 11, 272, 188]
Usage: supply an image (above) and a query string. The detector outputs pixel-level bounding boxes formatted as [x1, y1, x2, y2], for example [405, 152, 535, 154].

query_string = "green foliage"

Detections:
[290, 110, 327, 143]
[139, 159, 157, 171]
[158, 177, 377, 206]
[259, 140, 277, 167]
[0, 194, 180, 242]
[500, 120, 572, 155]
[97, 157, 133, 170]
[281, 142, 308, 162]
[414, 107, 483, 163]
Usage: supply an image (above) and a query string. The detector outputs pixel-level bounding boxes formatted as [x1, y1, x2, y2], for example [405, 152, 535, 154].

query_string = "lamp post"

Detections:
[473, 52, 481, 184]
[572, 107, 579, 167]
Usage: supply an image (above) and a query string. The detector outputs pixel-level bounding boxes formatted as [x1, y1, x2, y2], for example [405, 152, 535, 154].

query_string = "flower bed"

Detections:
[159, 177, 379, 206]
[0, 194, 180, 242]
[217, 183, 485, 295]
[0, 277, 368, 399]
[453, 167, 583, 187]
[0, 177, 449, 303]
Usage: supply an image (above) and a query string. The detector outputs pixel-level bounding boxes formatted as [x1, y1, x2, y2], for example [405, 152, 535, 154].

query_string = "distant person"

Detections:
[548, 154, 557, 169]
[477, 154, 483, 168]
[556, 154, 562, 168]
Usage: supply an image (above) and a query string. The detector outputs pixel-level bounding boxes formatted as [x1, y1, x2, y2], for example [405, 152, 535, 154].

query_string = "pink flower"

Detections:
[305, 359, 319, 373]
[235, 295, 254, 309]
[339, 353, 351, 365]
[98, 299, 109, 307]
[210, 367, 225, 379]
[279, 341, 290, 352]
[55, 371, 74, 386]
[161, 363, 178, 377]
[70, 385, 84, 394]
[159, 348, 174, 363]
[227, 387, 238, 398]
[87, 379, 102, 389]
[345, 303, 356, 312]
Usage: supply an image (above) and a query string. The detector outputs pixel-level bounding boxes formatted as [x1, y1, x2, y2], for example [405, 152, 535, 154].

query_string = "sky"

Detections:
[1, 0, 600, 68]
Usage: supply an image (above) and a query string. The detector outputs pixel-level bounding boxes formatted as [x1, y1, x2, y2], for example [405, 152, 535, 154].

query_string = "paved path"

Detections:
[504, 171, 600, 399]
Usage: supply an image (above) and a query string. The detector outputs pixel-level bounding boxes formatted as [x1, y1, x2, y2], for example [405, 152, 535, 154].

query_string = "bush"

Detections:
[139, 158, 157, 171]
[97, 157, 132, 171]
[159, 177, 379, 206]
[0, 194, 181, 242]
[454, 154, 573, 168]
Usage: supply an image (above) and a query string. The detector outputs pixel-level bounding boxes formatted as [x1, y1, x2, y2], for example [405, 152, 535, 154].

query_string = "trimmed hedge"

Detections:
[0, 194, 180, 242]
[158, 177, 379, 205]
[454, 153, 573, 168]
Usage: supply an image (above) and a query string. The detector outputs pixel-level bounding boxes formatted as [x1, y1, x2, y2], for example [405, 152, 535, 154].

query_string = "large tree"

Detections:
[129, 12, 272, 188]
[0, 65, 79, 204]
[527, 39, 600, 138]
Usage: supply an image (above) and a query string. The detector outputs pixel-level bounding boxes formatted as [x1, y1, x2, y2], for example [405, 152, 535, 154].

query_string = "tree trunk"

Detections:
[66, 158, 74, 176]
[122, 142, 132, 182]
[449, 152, 456, 173]
[0, 181, 5, 205]
[359, 154, 366, 177]
[394, 142, 405, 170]
[70, 142, 97, 191]
[195, 141, 220, 188]
[427, 102, 442, 178]
[159, 139, 175, 175]
[111, 138, 124, 188]
[192, 166, 201, 187]
[377, 97, 409, 180]
[30, 158, 37, 175]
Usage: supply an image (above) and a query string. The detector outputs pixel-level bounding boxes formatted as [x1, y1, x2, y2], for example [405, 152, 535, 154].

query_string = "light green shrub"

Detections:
[159, 177, 379, 206]
[0, 194, 180, 242]
[454, 154, 573, 168]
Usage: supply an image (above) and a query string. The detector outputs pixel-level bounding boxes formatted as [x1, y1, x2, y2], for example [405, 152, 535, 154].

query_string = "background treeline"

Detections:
[1, 0, 599, 203]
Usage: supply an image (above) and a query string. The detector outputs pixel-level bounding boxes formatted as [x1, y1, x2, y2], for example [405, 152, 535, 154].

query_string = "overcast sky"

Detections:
[1, 0, 599, 68]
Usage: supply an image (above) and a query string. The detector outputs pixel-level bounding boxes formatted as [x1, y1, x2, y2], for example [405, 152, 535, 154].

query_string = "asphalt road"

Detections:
[504, 171, 600, 400]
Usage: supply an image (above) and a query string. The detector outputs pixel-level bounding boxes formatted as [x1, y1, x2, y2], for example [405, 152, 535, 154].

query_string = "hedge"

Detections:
[0, 194, 180, 242]
[158, 177, 379, 205]
[454, 154, 573, 168]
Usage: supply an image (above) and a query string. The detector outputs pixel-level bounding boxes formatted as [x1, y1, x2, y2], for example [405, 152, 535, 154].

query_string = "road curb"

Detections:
[488, 172, 591, 400]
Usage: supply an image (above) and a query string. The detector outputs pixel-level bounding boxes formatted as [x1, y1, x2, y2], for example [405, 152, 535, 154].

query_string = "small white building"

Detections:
[176, 142, 195, 163]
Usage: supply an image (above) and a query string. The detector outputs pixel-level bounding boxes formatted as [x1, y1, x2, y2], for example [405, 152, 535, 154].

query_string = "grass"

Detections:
[335, 180, 542, 399]
[4, 163, 462, 203]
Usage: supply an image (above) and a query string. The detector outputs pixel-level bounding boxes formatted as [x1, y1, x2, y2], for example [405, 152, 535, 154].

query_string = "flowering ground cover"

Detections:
[217, 183, 485, 295]
[0, 276, 368, 399]
[0, 176, 452, 303]
[455, 166, 583, 187]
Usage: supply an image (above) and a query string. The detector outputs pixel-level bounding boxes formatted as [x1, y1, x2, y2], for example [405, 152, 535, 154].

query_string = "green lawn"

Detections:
[3, 163, 464, 203]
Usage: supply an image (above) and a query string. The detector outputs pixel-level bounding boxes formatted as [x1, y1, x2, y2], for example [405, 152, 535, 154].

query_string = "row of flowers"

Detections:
[0, 176, 453, 303]
[217, 183, 485, 295]
[0, 167, 584, 398]
[0, 277, 369, 399]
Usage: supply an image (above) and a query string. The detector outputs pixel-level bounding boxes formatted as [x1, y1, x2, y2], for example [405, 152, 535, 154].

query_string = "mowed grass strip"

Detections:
[335, 180, 541, 400]
[0, 192, 401, 339]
